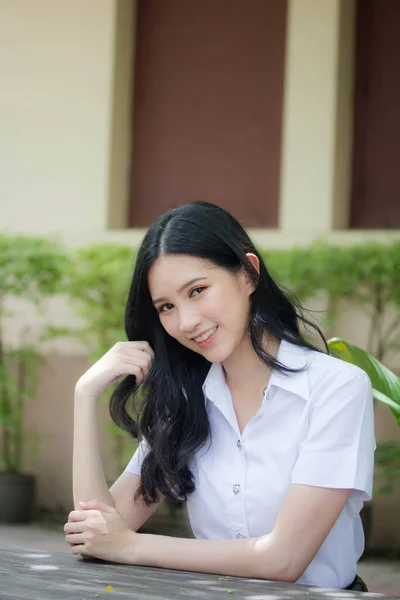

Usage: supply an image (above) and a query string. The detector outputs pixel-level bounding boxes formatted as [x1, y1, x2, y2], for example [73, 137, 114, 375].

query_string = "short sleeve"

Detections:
[125, 439, 150, 476]
[291, 372, 376, 501]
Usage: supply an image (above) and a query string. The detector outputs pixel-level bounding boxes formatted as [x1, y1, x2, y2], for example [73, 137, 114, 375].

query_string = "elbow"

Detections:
[274, 554, 305, 584]
[263, 561, 301, 584]
[276, 563, 303, 584]
[255, 536, 304, 584]
[259, 561, 303, 584]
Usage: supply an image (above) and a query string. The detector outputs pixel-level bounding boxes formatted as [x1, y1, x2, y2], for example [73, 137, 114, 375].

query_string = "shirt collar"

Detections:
[202, 361, 231, 406]
[202, 339, 310, 405]
[268, 339, 310, 402]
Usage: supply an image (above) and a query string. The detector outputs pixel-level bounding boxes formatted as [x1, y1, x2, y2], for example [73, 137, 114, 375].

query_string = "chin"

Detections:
[201, 345, 233, 364]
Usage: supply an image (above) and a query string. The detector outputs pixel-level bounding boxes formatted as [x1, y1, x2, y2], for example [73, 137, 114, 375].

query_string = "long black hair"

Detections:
[110, 201, 327, 505]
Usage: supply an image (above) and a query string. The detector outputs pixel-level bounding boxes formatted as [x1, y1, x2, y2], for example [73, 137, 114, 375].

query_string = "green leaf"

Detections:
[372, 389, 400, 417]
[328, 337, 400, 425]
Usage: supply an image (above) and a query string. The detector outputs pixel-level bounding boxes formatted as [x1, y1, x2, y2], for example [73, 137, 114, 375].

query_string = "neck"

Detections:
[222, 333, 280, 393]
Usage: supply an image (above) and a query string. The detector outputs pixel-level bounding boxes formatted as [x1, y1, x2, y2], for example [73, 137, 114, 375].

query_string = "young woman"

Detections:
[65, 201, 375, 591]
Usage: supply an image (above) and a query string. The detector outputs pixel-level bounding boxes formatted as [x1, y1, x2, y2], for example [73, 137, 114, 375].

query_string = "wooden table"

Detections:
[0, 547, 394, 600]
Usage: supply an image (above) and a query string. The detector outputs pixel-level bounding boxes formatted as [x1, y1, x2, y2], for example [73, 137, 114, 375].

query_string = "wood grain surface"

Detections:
[0, 547, 394, 600]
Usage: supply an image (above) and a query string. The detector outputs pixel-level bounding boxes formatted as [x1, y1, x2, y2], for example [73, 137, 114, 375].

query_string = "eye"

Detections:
[158, 303, 173, 314]
[190, 287, 205, 297]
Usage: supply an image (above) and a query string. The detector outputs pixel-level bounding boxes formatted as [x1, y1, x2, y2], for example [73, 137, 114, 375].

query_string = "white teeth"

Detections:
[194, 327, 217, 343]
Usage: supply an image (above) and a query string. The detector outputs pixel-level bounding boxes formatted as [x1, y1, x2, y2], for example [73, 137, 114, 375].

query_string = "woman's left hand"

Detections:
[64, 499, 138, 563]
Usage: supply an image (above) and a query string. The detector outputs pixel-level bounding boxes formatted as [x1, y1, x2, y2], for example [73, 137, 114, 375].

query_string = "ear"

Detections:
[242, 252, 260, 294]
[246, 253, 260, 275]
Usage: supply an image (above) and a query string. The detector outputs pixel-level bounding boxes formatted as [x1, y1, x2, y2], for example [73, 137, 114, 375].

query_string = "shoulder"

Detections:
[306, 348, 372, 403]
[307, 347, 368, 380]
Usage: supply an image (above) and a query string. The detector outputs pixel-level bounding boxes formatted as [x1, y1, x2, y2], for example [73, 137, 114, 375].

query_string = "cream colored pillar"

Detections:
[279, 0, 356, 232]
[107, 0, 137, 230]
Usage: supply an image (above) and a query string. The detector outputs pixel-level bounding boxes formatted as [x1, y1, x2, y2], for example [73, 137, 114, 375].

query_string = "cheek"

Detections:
[222, 294, 251, 336]
[215, 286, 248, 319]
[159, 314, 180, 339]
[202, 293, 227, 321]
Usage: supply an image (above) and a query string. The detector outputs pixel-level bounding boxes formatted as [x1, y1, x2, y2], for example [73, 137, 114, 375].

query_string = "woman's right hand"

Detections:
[75, 341, 154, 400]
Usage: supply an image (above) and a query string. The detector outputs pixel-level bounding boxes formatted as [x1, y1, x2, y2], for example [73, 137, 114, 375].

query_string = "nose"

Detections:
[179, 306, 201, 335]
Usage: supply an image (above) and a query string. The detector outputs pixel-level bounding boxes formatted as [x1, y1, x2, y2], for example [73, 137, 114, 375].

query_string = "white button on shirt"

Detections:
[126, 340, 375, 589]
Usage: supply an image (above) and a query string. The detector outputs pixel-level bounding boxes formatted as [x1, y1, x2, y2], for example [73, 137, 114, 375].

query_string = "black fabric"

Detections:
[345, 574, 369, 592]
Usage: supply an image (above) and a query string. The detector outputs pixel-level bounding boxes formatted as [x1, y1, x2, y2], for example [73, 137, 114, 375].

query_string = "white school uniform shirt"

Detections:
[125, 340, 375, 589]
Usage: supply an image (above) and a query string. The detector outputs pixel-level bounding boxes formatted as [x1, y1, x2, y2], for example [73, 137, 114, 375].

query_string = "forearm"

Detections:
[132, 532, 291, 582]
[73, 385, 113, 509]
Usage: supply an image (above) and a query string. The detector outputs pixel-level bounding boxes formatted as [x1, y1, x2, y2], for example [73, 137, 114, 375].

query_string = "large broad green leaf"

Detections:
[328, 338, 400, 426]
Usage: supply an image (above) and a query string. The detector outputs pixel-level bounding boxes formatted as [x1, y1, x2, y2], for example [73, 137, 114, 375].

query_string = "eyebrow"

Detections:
[152, 277, 208, 305]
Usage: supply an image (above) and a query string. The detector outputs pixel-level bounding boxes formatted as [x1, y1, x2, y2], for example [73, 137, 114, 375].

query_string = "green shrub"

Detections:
[3, 234, 399, 490]
[0, 234, 70, 472]
[64, 244, 137, 477]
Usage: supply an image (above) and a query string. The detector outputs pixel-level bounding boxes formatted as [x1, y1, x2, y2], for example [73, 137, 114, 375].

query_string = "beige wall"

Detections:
[0, 0, 117, 233]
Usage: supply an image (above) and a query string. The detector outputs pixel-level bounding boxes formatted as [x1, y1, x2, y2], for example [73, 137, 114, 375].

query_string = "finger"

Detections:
[126, 343, 155, 364]
[64, 521, 84, 534]
[140, 342, 155, 361]
[121, 350, 152, 375]
[117, 341, 154, 358]
[65, 533, 86, 546]
[122, 356, 149, 374]
[80, 499, 115, 513]
[71, 544, 88, 555]
[108, 363, 145, 386]
[68, 510, 88, 522]
[121, 363, 149, 385]
[114, 358, 144, 380]
[123, 360, 151, 382]
[70, 508, 105, 520]
[124, 353, 150, 367]
[130, 341, 154, 358]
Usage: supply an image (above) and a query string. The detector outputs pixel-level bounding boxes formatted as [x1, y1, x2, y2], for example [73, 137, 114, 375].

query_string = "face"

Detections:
[148, 254, 256, 364]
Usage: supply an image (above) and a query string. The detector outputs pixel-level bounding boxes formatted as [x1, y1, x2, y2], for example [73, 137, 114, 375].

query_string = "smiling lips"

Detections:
[193, 326, 218, 343]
